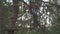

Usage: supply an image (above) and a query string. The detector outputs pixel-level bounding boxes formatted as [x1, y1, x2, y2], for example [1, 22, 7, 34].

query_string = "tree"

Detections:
[0, 0, 8, 34]
[7, 0, 19, 34]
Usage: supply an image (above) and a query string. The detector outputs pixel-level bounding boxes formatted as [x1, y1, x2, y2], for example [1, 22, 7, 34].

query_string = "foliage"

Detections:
[0, 0, 60, 34]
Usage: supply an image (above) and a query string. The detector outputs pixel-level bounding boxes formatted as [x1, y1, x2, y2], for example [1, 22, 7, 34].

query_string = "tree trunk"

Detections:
[0, 6, 8, 34]
[8, 0, 19, 34]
